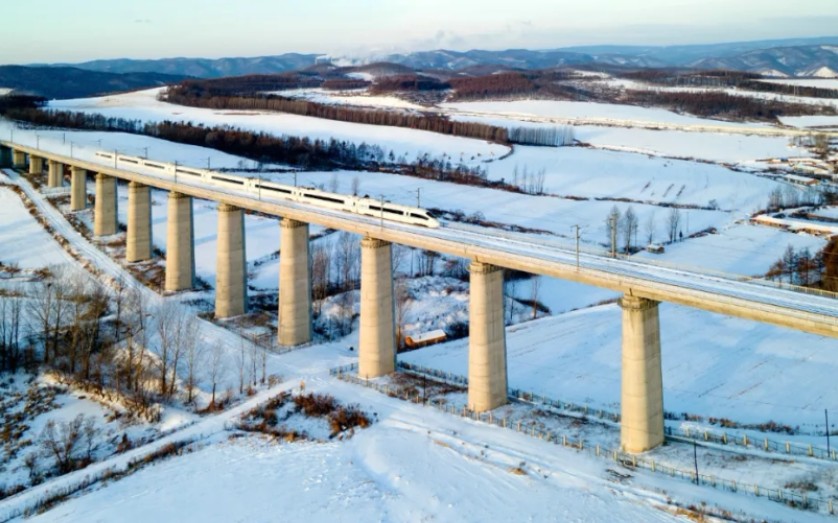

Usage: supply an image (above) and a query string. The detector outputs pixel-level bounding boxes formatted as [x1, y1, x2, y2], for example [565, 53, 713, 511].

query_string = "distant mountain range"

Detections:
[30, 37, 838, 79]
[0, 66, 187, 99]
[2, 37, 837, 101]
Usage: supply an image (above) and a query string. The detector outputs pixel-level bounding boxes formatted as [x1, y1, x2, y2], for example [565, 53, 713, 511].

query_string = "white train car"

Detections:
[92, 150, 440, 228]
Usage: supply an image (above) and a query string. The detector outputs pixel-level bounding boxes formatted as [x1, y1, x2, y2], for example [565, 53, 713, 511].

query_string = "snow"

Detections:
[762, 79, 838, 89]
[265, 88, 426, 111]
[0, 187, 70, 269]
[402, 301, 838, 429]
[632, 223, 826, 276]
[779, 115, 838, 129]
[442, 100, 775, 130]
[49, 88, 509, 165]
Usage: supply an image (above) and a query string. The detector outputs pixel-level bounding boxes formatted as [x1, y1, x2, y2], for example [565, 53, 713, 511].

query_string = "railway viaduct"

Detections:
[2, 140, 837, 455]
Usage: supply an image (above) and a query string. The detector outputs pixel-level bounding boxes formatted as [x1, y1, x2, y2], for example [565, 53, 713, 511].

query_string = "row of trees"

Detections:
[624, 69, 838, 100]
[766, 240, 838, 290]
[604, 205, 686, 254]
[625, 89, 836, 121]
[163, 85, 510, 143]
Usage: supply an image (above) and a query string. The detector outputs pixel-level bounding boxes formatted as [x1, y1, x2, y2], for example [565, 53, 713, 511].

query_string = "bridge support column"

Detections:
[278, 219, 311, 346]
[12, 149, 26, 169]
[47, 160, 64, 188]
[216, 204, 247, 318]
[70, 167, 87, 211]
[468, 261, 507, 412]
[620, 295, 664, 453]
[126, 182, 152, 262]
[358, 237, 395, 378]
[93, 173, 117, 236]
[0, 146, 10, 167]
[29, 156, 44, 176]
[164, 192, 195, 292]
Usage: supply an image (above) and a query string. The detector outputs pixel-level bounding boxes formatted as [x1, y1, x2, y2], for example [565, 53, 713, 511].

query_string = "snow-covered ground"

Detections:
[0, 188, 69, 268]
[402, 301, 838, 429]
[266, 88, 426, 111]
[49, 89, 510, 165]
[761, 79, 838, 89]
[442, 100, 776, 130]
[780, 115, 838, 129]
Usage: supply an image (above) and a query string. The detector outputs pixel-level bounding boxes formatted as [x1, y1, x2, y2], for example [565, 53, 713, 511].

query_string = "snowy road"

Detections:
[3, 138, 837, 338]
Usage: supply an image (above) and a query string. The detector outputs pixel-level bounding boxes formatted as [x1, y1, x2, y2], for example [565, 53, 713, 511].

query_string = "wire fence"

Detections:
[398, 361, 838, 463]
[331, 362, 838, 516]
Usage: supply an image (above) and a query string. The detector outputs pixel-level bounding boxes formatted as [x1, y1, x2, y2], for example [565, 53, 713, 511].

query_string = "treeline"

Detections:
[369, 74, 449, 94]
[624, 89, 836, 120]
[449, 72, 536, 100]
[766, 239, 838, 291]
[322, 78, 370, 90]
[3, 107, 501, 188]
[175, 75, 321, 96]
[624, 69, 838, 99]
[164, 84, 509, 143]
[0, 94, 46, 112]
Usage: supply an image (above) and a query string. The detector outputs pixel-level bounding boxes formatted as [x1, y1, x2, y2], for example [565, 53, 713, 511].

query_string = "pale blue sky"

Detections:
[3, 0, 836, 64]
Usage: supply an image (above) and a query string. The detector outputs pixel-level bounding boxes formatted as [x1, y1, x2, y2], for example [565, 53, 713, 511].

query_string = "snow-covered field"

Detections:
[780, 115, 838, 129]
[442, 100, 775, 130]
[402, 302, 838, 429]
[49, 89, 509, 165]
[266, 88, 426, 111]
[3, 82, 838, 521]
[762, 79, 838, 89]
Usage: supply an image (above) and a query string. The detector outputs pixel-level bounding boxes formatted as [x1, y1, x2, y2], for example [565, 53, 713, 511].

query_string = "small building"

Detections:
[645, 244, 665, 254]
[405, 329, 447, 349]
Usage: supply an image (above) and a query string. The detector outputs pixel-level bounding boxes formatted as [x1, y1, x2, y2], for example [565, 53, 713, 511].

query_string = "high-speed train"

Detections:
[94, 151, 440, 228]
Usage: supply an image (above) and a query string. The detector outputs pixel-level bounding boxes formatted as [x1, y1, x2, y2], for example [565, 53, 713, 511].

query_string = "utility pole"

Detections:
[207, 156, 211, 170]
[693, 441, 699, 485]
[414, 187, 421, 208]
[572, 225, 581, 268]
[827, 409, 831, 456]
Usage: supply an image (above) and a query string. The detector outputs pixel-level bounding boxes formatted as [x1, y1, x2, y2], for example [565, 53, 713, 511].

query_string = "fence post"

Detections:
[743, 434, 748, 446]
[829, 499, 833, 515]
[764, 438, 769, 451]
[596, 444, 601, 457]
[808, 444, 814, 457]
[517, 421, 522, 432]
[786, 441, 791, 453]
[562, 435, 567, 446]
[722, 433, 727, 444]
[651, 459, 656, 472]
[704, 431, 709, 441]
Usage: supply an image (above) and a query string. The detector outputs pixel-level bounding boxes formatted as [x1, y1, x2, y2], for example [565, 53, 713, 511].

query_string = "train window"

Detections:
[306, 193, 344, 204]
[212, 176, 244, 185]
[410, 213, 429, 220]
[261, 186, 292, 194]
[145, 163, 165, 169]
[121, 158, 139, 164]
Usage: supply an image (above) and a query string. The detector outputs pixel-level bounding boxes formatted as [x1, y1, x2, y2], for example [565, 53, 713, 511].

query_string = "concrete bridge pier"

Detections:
[47, 160, 64, 188]
[29, 155, 44, 176]
[215, 203, 247, 318]
[358, 237, 395, 378]
[619, 295, 664, 453]
[0, 146, 10, 167]
[126, 181, 152, 262]
[165, 192, 195, 292]
[467, 261, 508, 412]
[93, 173, 117, 236]
[278, 218, 311, 345]
[70, 167, 87, 211]
[12, 149, 26, 169]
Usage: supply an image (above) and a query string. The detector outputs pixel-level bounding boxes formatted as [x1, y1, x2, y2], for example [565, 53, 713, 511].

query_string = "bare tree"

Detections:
[667, 207, 681, 243]
[182, 330, 205, 404]
[394, 279, 412, 350]
[39, 414, 99, 474]
[311, 242, 331, 316]
[529, 276, 541, 320]
[155, 302, 197, 399]
[622, 206, 639, 254]
[645, 212, 656, 246]
[207, 341, 226, 409]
